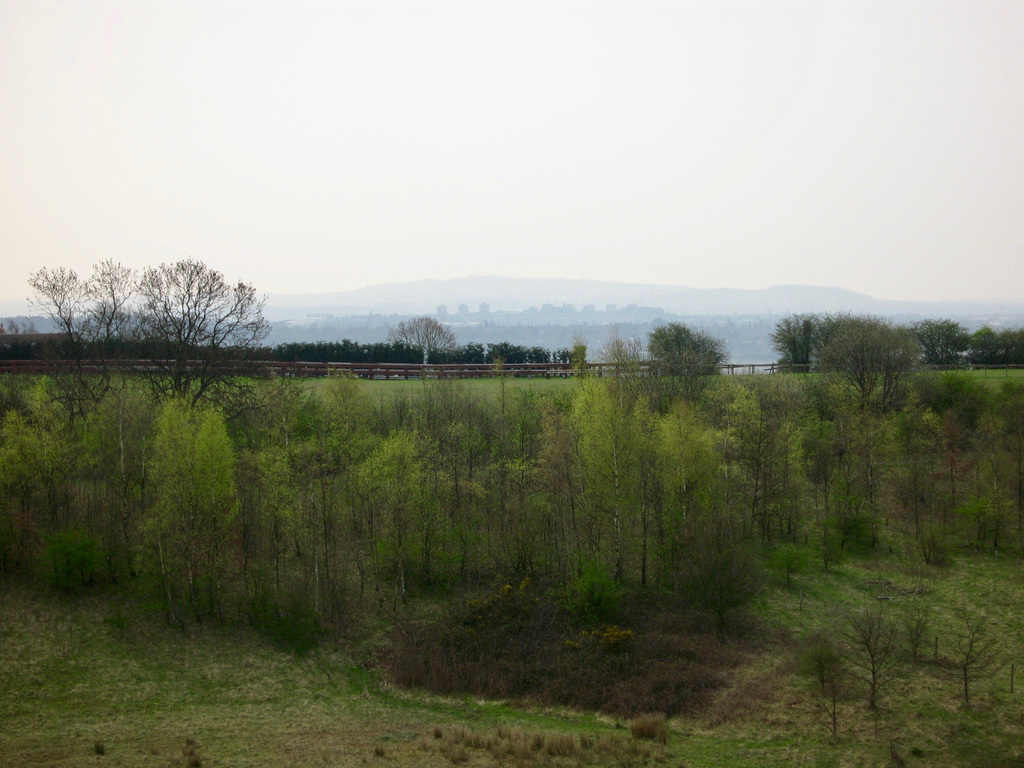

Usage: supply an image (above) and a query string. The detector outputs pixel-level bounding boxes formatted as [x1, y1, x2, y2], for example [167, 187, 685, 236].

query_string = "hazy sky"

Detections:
[2, 0, 1022, 304]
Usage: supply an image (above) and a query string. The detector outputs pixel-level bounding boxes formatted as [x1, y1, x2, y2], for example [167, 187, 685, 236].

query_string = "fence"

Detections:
[0, 358, 1020, 379]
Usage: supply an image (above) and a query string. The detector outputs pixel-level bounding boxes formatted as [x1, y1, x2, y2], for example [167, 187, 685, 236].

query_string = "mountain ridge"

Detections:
[264, 276, 1023, 318]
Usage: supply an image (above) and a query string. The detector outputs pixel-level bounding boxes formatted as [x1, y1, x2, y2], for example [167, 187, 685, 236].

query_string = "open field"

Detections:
[4, 540, 1023, 768]
[329, 367, 1024, 402]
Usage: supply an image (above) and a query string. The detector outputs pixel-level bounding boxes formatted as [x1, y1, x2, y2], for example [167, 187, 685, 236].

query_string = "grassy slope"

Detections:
[3, 542, 1022, 768]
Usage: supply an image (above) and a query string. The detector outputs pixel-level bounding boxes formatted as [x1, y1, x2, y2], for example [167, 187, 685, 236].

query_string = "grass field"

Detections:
[4, 538, 1023, 767]
[313, 367, 1024, 404]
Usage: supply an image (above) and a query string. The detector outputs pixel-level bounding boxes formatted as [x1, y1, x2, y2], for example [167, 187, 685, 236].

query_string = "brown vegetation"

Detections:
[387, 578, 750, 717]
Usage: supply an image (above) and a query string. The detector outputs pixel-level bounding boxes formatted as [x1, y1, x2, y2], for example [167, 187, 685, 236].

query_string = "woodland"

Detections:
[3, 261, 1024, 766]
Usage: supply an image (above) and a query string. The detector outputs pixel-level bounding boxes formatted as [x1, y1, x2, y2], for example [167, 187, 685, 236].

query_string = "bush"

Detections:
[629, 713, 668, 744]
[387, 583, 742, 717]
[567, 562, 621, 624]
[42, 530, 104, 591]
[252, 599, 320, 655]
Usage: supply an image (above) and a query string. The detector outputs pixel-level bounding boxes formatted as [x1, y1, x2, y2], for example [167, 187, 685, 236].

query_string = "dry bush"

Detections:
[182, 737, 202, 768]
[630, 713, 668, 744]
[388, 581, 753, 717]
[440, 741, 469, 764]
[703, 663, 784, 727]
[545, 733, 578, 757]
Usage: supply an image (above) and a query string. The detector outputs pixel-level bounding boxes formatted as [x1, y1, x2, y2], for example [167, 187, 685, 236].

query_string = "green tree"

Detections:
[647, 323, 726, 405]
[818, 315, 920, 410]
[572, 379, 648, 582]
[914, 319, 969, 367]
[969, 326, 1002, 366]
[146, 399, 238, 625]
[357, 429, 437, 609]
[657, 401, 719, 583]
[718, 378, 805, 541]
[770, 313, 819, 371]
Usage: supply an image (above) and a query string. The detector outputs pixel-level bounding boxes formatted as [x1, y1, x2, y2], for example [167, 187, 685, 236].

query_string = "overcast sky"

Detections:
[2, 0, 1022, 305]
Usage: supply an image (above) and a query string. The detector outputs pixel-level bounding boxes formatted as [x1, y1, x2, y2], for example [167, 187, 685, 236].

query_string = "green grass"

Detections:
[302, 374, 580, 404]
[299, 366, 1024, 405]
[4, 536, 1024, 768]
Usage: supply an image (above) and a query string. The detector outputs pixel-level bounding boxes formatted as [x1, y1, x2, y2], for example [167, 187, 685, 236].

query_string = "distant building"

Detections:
[437, 304, 448, 316]
[541, 303, 556, 312]
[562, 303, 575, 312]
[479, 302, 490, 314]
[458, 303, 469, 315]
[582, 304, 595, 313]
[606, 303, 617, 312]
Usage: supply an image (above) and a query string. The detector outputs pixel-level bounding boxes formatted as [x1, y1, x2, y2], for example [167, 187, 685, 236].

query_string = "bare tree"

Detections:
[802, 635, 846, 739]
[387, 316, 456, 363]
[840, 603, 902, 709]
[941, 612, 1001, 706]
[135, 259, 269, 408]
[28, 260, 137, 414]
[900, 601, 931, 664]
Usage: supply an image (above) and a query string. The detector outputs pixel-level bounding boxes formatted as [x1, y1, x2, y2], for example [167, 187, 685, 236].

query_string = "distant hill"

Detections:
[265, 277, 1024, 320]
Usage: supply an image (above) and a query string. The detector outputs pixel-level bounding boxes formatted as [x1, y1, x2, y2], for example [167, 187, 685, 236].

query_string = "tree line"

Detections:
[2, 347, 1023, 630]
[772, 313, 1024, 369]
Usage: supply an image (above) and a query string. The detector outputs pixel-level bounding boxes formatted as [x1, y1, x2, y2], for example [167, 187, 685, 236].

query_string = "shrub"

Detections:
[630, 713, 668, 744]
[251, 598, 320, 655]
[388, 585, 741, 717]
[567, 561, 621, 624]
[42, 530, 104, 591]
[545, 734, 578, 756]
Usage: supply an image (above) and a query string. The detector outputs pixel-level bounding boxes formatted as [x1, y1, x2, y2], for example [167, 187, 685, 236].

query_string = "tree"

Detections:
[770, 314, 819, 371]
[840, 604, 902, 709]
[647, 323, 726, 405]
[28, 259, 136, 415]
[941, 612, 1001, 707]
[914, 319, 969, 367]
[818, 316, 920, 410]
[135, 259, 269, 409]
[969, 326, 1002, 366]
[681, 510, 760, 630]
[387, 317, 456, 363]
[145, 399, 238, 624]
[801, 635, 846, 739]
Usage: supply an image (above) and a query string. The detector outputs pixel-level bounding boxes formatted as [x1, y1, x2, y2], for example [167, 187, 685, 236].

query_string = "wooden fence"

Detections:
[0, 358, 1020, 379]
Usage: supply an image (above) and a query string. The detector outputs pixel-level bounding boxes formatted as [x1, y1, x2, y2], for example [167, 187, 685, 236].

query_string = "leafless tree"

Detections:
[941, 612, 1002, 706]
[802, 635, 846, 739]
[135, 259, 269, 409]
[900, 601, 931, 664]
[840, 603, 902, 709]
[28, 259, 137, 414]
[387, 316, 456, 363]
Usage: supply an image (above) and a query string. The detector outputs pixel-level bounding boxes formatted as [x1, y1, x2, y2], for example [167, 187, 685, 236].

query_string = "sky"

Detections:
[2, 0, 1023, 306]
